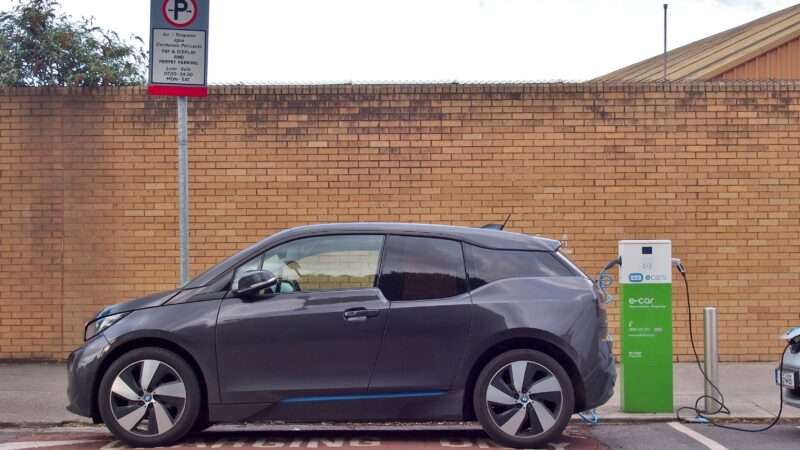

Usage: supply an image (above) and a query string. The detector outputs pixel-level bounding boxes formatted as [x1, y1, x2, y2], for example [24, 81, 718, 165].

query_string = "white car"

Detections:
[776, 327, 800, 408]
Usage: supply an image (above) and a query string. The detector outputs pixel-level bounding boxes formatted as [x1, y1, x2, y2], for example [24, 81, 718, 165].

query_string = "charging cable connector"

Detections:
[672, 258, 686, 275]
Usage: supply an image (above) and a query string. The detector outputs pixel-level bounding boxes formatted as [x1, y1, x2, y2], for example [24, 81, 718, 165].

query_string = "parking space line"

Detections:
[0, 441, 95, 450]
[668, 422, 728, 450]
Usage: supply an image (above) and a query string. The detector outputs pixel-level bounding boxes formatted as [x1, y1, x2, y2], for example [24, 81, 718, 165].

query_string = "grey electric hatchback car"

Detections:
[67, 223, 615, 448]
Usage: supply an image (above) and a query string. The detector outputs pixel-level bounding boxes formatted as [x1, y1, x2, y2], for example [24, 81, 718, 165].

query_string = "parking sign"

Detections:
[148, 0, 209, 97]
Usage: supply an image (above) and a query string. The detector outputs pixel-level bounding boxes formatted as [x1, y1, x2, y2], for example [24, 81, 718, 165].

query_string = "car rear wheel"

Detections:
[98, 347, 201, 448]
[474, 349, 574, 449]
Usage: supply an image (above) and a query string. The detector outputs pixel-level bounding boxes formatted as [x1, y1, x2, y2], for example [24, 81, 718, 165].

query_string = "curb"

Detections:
[589, 416, 800, 425]
[1, 417, 799, 431]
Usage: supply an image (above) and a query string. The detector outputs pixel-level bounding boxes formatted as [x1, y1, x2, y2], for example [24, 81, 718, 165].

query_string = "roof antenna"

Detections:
[479, 213, 512, 231]
[663, 3, 668, 82]
[500, 213, 512, 230]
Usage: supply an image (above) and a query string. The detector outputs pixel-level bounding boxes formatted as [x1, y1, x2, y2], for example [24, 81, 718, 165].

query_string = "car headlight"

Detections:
[84, 312, 128, 341]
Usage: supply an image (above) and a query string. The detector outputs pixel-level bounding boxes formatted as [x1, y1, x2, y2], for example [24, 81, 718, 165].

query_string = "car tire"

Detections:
[98, 347, 201, 448]
[473, 349, 575, 449]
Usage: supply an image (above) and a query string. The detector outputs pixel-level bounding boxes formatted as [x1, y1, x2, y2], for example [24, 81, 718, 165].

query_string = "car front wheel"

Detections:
[98, 347, 201, 448]
[474, 349, 575, 449]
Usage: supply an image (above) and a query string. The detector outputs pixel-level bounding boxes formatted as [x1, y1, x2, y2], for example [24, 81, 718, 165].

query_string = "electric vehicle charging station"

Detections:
[619, 240, 673, 412]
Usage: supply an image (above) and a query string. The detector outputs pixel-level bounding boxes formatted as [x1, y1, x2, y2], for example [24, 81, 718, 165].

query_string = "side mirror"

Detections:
[235, 270, 277, 297]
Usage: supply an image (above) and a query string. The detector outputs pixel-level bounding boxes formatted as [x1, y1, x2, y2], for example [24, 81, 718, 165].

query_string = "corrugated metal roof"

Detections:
[593, 3, 800, 82]
[715, 36, 800, 79]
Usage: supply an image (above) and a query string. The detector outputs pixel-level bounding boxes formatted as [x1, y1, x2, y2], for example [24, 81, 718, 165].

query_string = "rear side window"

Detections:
[378, 235, 468, 301]
[464, 244, 575, 290]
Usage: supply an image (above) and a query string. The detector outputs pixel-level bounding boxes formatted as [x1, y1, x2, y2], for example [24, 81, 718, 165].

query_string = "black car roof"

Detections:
[275, 222, 560, 252]
[185, 223, 560, 288]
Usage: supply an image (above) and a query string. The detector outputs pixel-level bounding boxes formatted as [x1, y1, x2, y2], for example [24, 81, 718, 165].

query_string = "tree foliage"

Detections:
[0, 0, 146, 87]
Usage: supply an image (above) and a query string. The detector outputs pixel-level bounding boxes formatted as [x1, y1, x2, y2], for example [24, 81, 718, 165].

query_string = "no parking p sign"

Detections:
[148, 0, 209, 97]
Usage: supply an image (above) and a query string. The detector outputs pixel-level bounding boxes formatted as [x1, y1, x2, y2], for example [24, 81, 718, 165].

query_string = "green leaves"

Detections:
[0, 0, 146, 87]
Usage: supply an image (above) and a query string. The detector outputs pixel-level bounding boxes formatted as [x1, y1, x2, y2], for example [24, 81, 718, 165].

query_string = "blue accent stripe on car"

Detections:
[280, 390, 445, 404]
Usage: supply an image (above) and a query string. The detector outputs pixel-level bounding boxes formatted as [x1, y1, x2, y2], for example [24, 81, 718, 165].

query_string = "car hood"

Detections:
[95, 289, 180, 319]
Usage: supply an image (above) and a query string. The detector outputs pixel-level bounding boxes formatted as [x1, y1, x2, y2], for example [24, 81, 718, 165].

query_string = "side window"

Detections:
[378, 235, 467, 301]
[464, 244, 575, 290]
[232, 235, 384, 293]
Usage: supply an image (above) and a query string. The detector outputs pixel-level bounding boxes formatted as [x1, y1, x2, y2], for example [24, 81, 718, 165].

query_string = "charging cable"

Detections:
[597, 257, 621, 304]
[578, 409, 599, 425]
[579, 256, 625, 428]
[674, 262, 793, 432]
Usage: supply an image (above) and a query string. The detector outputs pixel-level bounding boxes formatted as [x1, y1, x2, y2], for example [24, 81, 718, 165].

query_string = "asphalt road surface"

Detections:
[0, 422, 798, 449]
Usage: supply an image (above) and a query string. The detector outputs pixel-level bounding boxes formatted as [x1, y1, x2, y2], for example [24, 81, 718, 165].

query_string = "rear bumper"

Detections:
[779, 358, 800, 409]
[778, 349, 800, 409]
[582, 339, 616, 411]
[785, 388, 800, 409]
[66, 334, 110, 419]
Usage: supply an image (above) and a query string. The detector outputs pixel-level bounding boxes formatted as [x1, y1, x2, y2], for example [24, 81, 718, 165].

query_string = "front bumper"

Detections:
[66, 334, 111, 418]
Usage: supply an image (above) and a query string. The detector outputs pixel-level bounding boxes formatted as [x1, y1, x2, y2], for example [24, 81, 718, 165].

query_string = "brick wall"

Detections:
[1, 83, 798, 361]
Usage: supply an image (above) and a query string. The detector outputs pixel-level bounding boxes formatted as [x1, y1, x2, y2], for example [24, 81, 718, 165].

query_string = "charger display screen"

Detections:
[642, 246, 653, 255]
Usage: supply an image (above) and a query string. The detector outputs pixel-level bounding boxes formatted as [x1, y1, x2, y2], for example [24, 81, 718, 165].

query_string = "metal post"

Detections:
[663, 3, 668, 82]
[703, 307, 720, 413]
[177, 96, 189, 285]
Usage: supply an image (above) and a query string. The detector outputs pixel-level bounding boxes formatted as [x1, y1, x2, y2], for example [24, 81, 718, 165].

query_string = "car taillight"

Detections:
[592, 284, 610, 340]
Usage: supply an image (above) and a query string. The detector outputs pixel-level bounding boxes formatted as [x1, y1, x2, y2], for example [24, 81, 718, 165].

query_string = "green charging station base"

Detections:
[620, 283, 673, 412]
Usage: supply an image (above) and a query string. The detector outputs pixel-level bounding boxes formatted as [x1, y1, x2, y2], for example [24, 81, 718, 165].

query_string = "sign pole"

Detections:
[148, 0, 209, 285]
[177, 96, 189, 285]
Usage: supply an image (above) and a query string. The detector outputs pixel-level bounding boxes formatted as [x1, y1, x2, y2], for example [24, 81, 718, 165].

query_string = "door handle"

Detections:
[344, 308, 380, 321]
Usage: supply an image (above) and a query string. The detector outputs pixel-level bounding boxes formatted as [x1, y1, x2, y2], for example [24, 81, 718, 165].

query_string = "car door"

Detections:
[368, 235, 473, 392]
[216, 234, 389, 403]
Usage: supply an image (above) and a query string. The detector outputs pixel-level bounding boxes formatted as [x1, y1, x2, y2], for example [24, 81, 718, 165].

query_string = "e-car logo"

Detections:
[628, 273, 644, 282]
[628, 297, 655, 305]
[162, 0, 198, 27]
[645, 274, 667, 281]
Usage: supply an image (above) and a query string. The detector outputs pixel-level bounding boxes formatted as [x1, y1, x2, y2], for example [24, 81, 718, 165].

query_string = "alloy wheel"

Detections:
[108, 359, 187, 437]
[485, 360, 564, 438]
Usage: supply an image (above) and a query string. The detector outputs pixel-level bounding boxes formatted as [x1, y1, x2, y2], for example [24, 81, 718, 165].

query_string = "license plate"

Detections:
[775, 368, 796, 388]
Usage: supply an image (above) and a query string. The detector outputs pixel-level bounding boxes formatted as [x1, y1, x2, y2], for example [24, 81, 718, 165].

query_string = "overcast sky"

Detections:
[2, 0, 797, 83]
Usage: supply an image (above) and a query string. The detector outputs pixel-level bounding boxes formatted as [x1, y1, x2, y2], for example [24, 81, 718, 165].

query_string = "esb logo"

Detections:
[628, 297, 655, 305]
[628, 273, 644, 282]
